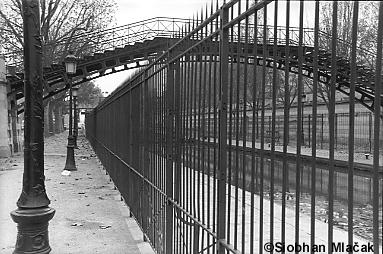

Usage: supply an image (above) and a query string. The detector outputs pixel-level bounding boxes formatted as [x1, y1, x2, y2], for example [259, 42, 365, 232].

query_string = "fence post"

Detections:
[165, 57, 175, 254]
[193, 222, 200, 254]
[128, 85, 134, 216]
[217, 4, 229, 253]
[173, 59, 182, 251]
[142, 70, 150, 241]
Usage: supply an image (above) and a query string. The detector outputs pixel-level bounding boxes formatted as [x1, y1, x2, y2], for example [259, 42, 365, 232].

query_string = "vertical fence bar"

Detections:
[310, 1, 320, 251]
[235, 3, 241, 249]
[227, 6, 234, 247]
[173, 59, 182, 252]
[270, 0, 278, 245]
[213, 12, 219, 253]
[259, 5, 268, 253]
[282, 0, 290, 246]
[295, 0, 304, 246]
[166, 58, 175, 254]
[217, 3, 229, 253]
[207, 10, 217, 250]
[143, 69, 150, 241]
[250, 4, 259, 253]
[183, 45, 191, 253]
[188, 34, 194, 252]
[328, 2, 338, 252]
[347, 0, 358, 248]
[373, 1, 383, 251]
[241, 2, 249, 252]
[128, 86, 133, 216]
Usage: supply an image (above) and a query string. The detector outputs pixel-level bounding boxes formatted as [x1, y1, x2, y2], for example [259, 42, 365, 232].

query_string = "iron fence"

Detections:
[86, 0, 383, 253]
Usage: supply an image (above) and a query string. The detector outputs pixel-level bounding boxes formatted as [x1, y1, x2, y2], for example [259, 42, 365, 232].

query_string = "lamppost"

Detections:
[10, 0, 55, 253]
[63, 51, 77, 171]
[73, 86, 79, 149]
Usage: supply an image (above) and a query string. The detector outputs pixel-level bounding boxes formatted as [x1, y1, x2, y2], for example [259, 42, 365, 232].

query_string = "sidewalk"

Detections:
[0, 132, 155, 254]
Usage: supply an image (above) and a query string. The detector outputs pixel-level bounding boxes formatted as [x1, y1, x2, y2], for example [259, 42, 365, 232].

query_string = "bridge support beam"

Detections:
[10, 0, 55, 253]
[0, 55, 11, 158]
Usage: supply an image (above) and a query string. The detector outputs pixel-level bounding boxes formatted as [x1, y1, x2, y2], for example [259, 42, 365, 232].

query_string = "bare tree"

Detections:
[1, 0, 117, 66]
[275, 72, 298, 109]
[307, 1, 380, 114]
[0, 0, 117, 136]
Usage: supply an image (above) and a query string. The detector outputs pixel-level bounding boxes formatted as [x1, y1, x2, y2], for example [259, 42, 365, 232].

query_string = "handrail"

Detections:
[3, 17, 378, 70]
[3, 17, 192, 68]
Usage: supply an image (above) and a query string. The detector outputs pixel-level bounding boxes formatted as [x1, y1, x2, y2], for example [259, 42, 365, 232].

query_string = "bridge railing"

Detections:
[3, 17, 192, 68]
[232, 24, 378, 69]
[4, 15, 379, 74]
[86, 1, 383, 253]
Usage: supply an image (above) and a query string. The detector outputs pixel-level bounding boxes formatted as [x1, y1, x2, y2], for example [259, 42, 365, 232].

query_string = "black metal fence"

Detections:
[86, 0, 383, 253]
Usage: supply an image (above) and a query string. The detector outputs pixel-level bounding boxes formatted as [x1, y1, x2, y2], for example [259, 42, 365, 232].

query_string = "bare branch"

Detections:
[0, 8, 23, 46]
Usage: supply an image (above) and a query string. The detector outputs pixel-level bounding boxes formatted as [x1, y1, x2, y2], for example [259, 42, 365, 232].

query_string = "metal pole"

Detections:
[217, 4, 229, 253]
[10, 1, 55, 253]
[73, 93, 78, 149]
[63, 80, 77, 170]
[372, 1, 383, 249]
[165, 59, 175, 254]
[301, 98, 305, 147]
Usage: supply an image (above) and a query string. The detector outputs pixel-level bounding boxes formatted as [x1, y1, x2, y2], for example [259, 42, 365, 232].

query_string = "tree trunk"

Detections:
[53, 106, 64, 134]
[48, 102, 54, 135]
[44, 100, 51, 137]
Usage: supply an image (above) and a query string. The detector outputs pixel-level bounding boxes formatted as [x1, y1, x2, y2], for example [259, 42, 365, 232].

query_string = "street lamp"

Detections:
[73, 86, 79, 149]
[98, 91, 108, 103]
[10, 1, 55, 253]
[63, 51, 77, 171]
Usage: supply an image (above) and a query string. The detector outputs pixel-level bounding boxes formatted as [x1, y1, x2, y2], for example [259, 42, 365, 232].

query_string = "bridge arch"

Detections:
[5, 20, 382, 117]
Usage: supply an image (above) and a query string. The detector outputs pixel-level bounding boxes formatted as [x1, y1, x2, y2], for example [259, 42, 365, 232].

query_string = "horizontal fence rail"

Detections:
[86, 0, 383, 253]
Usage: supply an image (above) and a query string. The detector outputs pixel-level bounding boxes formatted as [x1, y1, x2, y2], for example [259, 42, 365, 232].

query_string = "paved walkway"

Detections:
[0, 132, 154, 254]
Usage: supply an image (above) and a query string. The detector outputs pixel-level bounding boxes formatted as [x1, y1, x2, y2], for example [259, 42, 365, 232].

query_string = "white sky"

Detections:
[96, 0, 211, 93]
[96, 0, 316, 94]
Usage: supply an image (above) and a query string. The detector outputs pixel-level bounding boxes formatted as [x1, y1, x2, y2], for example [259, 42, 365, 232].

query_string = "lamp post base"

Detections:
[64, 135, 77, 171]
[10, 207, 55, 254]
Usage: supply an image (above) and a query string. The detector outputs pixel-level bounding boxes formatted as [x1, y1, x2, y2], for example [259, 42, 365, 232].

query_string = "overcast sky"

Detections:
[96, 0, 316, 94]
[96, 0, 216, 93]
